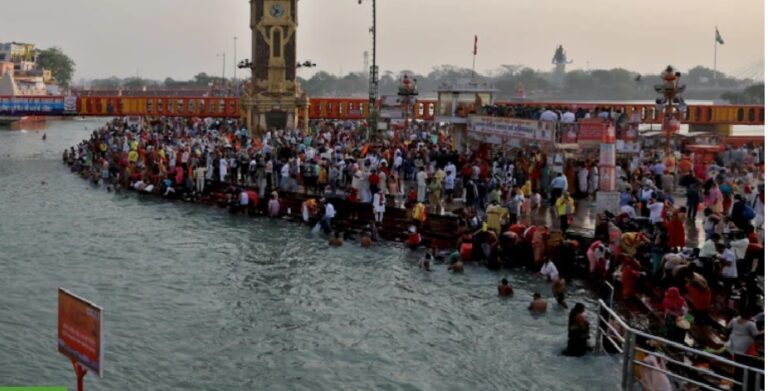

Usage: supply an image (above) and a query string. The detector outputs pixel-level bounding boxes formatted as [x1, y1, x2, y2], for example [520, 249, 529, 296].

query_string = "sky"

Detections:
[1, 0, 764, 81]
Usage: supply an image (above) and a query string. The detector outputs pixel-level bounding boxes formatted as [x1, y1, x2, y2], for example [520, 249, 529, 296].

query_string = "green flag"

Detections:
[715, 27, 724, 45]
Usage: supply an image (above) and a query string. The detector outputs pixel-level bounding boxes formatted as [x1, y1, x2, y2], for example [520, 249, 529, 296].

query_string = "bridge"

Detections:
[0, 95, 763, 126]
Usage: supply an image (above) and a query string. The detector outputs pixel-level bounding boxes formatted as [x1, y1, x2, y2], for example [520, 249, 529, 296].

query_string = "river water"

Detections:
[0, 119, 620, 390]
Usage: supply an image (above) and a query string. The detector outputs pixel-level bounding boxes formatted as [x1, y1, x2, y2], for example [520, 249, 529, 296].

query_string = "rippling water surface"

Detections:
[0, 120, 620, 390]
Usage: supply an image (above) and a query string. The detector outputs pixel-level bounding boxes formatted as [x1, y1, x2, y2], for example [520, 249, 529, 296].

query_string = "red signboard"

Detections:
[58, 288, 104, 378]
[578, 119, 606, 143]
[578, 119, 616, 144]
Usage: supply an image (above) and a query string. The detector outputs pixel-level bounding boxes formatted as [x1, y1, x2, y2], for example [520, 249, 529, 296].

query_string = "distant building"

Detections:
[0, 42, 38, 68]
[0, 41, 55, 95]
[0, 61, 14, 79]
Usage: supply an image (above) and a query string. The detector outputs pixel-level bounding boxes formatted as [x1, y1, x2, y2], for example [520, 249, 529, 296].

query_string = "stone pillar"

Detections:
[596, 121, 621, 215]
[286, 111, 295, 131]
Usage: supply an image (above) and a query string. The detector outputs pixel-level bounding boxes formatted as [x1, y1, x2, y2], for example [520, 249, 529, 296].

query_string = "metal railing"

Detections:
[594, 299, 764, 390]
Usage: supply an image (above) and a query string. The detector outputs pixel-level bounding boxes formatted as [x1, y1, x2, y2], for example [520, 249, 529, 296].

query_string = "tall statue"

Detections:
[552, 45, 572, 65]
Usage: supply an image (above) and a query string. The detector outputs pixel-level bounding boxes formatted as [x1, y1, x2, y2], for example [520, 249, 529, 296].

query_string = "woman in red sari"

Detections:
[667, 206, 686, 251]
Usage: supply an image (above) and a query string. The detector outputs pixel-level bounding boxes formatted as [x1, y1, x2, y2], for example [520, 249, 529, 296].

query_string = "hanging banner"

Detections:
[577, 119, 606, 143]
[578, 119, 616, 144]
[63, 96, 78, 114]
[616, 140, 641, 154]
[0, 96, 65, 115]
[58, 288, 104, 378]
[468, 115, 555, 142]
[622, 123, 639, 143]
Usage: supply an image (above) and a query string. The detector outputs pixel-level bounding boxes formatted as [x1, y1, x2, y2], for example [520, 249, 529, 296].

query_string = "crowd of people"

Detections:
[63, 114, 764, 383]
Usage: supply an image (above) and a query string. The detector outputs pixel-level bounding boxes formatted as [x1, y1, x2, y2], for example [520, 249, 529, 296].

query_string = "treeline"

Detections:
[83, 72, 228, 90]
[298, 65, 763, 103]
[77, 65, 762, 104]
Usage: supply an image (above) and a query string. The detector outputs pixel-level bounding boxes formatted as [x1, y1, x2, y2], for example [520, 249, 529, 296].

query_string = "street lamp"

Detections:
[296, 60, 317, 69]
[233, 36, 238, 82]
[358, 0, 378, 139]
[397, 73, 419, 142]
[653, 65, 686, 155]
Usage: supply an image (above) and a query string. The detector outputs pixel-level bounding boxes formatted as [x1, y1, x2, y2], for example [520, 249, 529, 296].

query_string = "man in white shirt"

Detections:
[416, 167, 428, 202]
[320, 199, 336, 234]
[699, 234, 720, 259]
[550, 173, 568, 202]
[539, 108, 558, 122]
[561, 110, 576, 123]
[730, 231, 750, 262]
[648, 198, 665, 224]
[280, 162, 290, 190]
[444, 162, 456, 178]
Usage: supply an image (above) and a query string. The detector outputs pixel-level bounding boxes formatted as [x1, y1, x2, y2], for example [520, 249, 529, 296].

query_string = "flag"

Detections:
[473, 35, 478, 55]
[715, 27, 724, 45]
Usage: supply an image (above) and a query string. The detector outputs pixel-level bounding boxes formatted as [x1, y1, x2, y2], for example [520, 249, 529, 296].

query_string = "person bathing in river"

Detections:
[540, 258, 560, 282]
[267, 191, 280, 217]
[552, 277, 568, 308]
[420, 253, 432, 271]
[563, 302, 591, 357]
[528, 293, 548, 313]
[448, 257, 464, 273]
[497, 278, 513, 297]
[361, 231, 373, 248]
[328, 231, 342, 247]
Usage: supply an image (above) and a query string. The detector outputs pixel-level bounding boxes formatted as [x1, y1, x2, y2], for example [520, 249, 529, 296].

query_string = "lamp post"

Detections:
[653, 65, 687, 156]
[233, 36, 238, 83]
[217, 52, 226, 96]
[397, 73, 418, 143]
[358, 0, 378, 139]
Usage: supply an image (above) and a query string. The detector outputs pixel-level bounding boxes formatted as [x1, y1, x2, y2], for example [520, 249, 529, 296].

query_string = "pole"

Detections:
[365, 0, 378, 139]
[233, 36, 238, 83]
[472, 54, 476, 81]
[71, 358, 86, 391]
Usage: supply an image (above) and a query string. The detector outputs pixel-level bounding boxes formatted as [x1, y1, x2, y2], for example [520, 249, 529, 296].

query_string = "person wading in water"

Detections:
[563, 302, 591, 357]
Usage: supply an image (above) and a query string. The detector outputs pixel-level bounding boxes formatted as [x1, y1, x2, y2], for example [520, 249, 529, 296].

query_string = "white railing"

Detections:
[595, 299, 764, 391]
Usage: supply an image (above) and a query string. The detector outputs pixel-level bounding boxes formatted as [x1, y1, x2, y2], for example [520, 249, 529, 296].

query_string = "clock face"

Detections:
[269, 3, 285, 18]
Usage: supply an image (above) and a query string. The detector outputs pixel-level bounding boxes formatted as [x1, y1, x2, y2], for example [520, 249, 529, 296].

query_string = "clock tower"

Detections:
[241, 0, 309, 135]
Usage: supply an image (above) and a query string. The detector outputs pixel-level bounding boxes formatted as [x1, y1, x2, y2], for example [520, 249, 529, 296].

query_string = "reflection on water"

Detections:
[0, 119, 620, 390]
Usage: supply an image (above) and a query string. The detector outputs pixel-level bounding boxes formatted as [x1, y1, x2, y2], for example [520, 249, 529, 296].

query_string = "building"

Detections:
[0, 61, 13, 79]
[0, 42, 38, 70]
[435, 81, 497, 150]
[240, 0, 309, 134]
[0, 41, 55, 95]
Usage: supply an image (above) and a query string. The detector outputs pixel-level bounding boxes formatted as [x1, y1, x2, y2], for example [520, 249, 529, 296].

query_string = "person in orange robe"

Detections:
[666, 207, 686, 251]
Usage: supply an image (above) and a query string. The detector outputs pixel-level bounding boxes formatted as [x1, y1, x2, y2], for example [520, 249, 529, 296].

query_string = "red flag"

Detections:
[473, 35, 478, 55]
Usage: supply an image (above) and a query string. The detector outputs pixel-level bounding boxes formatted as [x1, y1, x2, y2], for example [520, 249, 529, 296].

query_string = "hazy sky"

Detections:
[1, 0, 764, 81]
